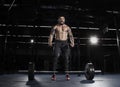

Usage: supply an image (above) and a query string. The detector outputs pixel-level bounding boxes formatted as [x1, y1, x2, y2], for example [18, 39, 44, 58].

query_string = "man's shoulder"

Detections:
[52, 25, 58, 29]
[54, 24, 59, 27]
[65, 24, 70, 28]
[52, 24, 60, 29]
[64, 24, 70, 29]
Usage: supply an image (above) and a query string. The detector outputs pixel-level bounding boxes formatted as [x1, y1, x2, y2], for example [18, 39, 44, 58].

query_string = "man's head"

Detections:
[58, 16, 65, 25]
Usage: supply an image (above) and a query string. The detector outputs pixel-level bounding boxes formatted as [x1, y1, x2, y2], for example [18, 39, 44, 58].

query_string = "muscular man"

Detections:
[48, 16, 74, 80]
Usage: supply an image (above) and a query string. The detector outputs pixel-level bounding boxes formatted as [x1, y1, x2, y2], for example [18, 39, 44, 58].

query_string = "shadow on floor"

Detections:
[80, 80, 95, 84]
[26, 79, 43, 87]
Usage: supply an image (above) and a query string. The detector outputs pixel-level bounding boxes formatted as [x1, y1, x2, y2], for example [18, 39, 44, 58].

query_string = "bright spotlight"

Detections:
[90, 36, 98, 45]
[30, 39, 34, 43]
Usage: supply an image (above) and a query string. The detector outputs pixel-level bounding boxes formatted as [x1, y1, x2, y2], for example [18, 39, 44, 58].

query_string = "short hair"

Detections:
[58, 16, 65, 19]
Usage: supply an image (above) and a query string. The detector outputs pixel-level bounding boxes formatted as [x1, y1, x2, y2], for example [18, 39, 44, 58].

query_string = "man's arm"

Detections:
[48, 26, 56, 46]
[68, 27, 74, 47]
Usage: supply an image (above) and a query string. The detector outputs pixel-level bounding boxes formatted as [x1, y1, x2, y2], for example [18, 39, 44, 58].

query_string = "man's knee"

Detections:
[54, 53, 60, 59]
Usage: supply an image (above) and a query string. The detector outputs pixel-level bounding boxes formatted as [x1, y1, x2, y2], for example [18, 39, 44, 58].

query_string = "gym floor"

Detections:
[0, 74, 120, 87]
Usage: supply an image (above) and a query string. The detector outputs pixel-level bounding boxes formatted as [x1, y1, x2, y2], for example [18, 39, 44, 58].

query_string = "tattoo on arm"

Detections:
[50, 28, 55, 35]
[48, 27, 55, 43]
[68, 28, 74, 45]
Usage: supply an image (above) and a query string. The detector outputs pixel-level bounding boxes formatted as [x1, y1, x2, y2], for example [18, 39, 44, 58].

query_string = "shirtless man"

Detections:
[48, 16, 74, 80]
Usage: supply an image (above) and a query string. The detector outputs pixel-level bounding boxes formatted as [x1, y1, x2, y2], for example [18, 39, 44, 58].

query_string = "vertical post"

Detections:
[87, 43, 91, 62]
[28, 39, 35, 81]
[77, 38, 80, 70]
[30, 39, 34, 62]
[3, 30, 9, 73]
[28, 62, 35, 81]
[114, 15, 120, 72]
[114, 15, 120, 56]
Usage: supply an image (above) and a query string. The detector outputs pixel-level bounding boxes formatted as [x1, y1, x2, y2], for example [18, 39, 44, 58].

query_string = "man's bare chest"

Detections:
[55, 26, 68, 33]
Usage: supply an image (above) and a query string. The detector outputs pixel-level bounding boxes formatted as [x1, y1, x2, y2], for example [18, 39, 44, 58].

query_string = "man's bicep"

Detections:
[68, 27, 73, 36]
[50, 29, 55, 35]
[68, 27, 74, 45]
[50, 26, 56, 35]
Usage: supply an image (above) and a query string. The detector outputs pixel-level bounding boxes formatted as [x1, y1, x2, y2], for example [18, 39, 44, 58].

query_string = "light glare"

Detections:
[30, 39, 34, 43]
[90, 36, 98, 44]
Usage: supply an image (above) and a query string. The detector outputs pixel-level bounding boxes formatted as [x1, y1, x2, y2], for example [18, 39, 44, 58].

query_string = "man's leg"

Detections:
[52, 43, 61, 80]
[53, 52, 60, 74]
[63, 45, 70, 72]
[62, 44, 70, 80]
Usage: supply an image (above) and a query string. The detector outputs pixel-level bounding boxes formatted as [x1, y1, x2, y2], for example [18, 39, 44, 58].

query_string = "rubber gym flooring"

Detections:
[0, 74, 120, 87]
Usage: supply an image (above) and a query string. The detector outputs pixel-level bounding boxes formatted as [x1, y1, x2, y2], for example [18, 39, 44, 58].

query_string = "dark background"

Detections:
[0, 0, 120, 73]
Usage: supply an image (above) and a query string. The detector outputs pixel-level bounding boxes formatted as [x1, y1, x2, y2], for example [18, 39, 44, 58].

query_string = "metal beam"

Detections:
[0, 24, 119, 31]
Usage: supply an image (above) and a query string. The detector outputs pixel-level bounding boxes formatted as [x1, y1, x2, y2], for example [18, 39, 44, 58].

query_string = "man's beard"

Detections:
[59, 21, 65, 25]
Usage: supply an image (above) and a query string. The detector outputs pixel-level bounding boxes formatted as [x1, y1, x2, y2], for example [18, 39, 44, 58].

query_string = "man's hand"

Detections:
[48, 42, 53, 47]
[70, 43, 74, 47]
